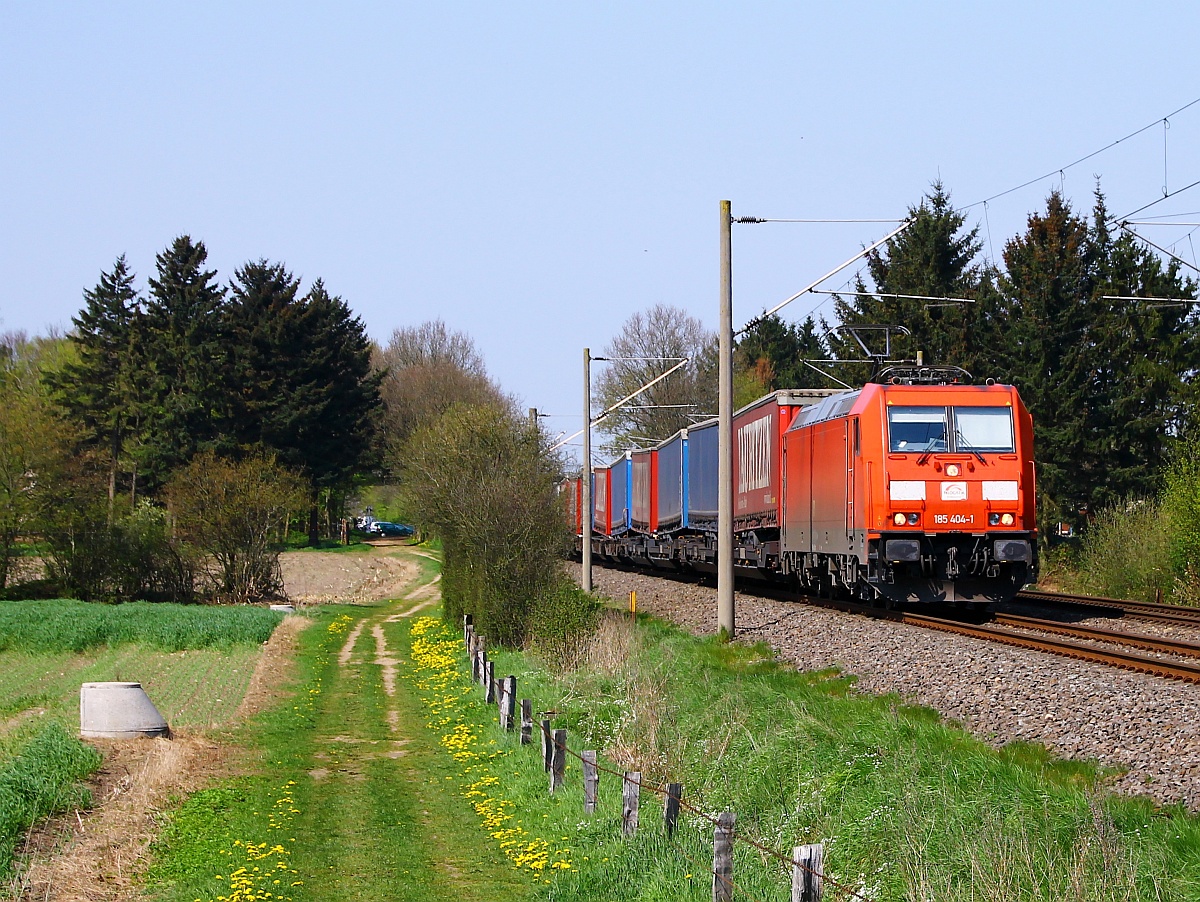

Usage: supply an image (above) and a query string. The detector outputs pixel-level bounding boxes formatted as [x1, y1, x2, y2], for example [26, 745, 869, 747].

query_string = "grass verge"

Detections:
[415, 611, 1200, 902]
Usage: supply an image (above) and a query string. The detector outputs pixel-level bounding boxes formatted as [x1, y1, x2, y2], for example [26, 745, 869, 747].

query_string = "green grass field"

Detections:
[0, 599, 286, 888]
[141, 588, 1200, 902]
[0, 598, 282, 653]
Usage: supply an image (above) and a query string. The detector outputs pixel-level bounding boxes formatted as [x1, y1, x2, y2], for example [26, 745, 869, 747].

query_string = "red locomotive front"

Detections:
[782, 381, 1037, 605]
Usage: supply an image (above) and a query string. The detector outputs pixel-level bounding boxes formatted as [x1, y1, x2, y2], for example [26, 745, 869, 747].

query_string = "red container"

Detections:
[733, 391, 835, 534]
[592, 465, 613, 536]
[631, 448, 658, 533]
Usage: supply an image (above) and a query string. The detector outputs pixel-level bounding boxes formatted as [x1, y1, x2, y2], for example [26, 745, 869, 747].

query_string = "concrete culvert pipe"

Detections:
[80, 682, 170, 739]
[269, 603, 295, 613]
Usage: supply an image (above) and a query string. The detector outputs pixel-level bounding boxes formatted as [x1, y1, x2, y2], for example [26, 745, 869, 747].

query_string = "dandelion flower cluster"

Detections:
[207, 782, 304, 902]
[406, 616, 572, 875]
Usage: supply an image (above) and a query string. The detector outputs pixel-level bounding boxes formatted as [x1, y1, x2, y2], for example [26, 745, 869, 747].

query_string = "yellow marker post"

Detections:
[630, 590, 637, 622]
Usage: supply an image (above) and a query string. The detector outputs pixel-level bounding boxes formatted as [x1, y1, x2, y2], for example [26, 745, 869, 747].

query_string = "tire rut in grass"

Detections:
[293, 590, 526, 901]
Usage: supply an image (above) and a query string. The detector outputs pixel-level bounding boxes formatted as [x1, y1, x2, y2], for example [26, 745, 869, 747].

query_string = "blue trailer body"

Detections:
[609, 452, 632, 534]
[656, 433, 685, 532]
[686, 418, 719, 531]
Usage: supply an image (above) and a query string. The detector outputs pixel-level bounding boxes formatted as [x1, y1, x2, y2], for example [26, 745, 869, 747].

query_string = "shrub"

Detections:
[1077, 498, 1173, 603]
[524, 582, 602, 672]
[43, 497, 196, 604]
[168, 451, 305, 604]
[1162, 434, 1200, 583]
[402, 404, 576, 645]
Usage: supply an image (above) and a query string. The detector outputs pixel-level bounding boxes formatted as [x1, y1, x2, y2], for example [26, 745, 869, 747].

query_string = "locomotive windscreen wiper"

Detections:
[955, 430, 987, 465]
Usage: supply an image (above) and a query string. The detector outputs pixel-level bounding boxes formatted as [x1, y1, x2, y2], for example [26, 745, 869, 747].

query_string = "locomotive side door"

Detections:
[846, 418, 857, 551]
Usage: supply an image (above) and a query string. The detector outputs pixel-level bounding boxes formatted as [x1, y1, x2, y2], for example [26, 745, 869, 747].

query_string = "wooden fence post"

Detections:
[712, 811, 735, 902]
[582, 751, 598, 813]
[485, 660, 495, 703]
[463, 614, 472, 644]
[520, 700, 533, 745]
[549, 729, 567, 794]
[469, 636, 478, 680]
[622, 772, 640, 836]
[540, 719, 553, 771]
[500, 676, 516, 731]
[664, 783, 682, 836]
[791, 844, 823, 902]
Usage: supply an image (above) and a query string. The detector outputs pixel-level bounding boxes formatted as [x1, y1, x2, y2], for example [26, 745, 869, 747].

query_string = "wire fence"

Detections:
[463, 616, 876, 902]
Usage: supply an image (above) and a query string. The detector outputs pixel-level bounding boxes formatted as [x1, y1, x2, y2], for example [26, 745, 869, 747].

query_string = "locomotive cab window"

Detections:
[954, 407, 1014, 453]
[888, 407, 948, 453]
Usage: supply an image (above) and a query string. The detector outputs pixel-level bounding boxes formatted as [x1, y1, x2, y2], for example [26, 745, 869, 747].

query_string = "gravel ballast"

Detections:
[585, 566, 1200, 810]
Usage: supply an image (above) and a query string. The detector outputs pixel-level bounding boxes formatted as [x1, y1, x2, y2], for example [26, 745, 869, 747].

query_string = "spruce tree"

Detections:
[222, 269, 381, 543]
[832, 182, 988, 379]
[288, 280, 382, 543]
[736, 314, 830, 391]
[137, 236, 227, 491]
[49, 255, 141, 513]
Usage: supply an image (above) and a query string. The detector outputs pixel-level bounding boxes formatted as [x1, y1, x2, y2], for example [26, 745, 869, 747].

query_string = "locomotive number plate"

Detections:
[933, 513, 975, 525]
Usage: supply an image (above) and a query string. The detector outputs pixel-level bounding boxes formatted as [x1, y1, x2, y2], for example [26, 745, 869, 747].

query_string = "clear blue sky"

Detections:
[4, 3, 1199, 458]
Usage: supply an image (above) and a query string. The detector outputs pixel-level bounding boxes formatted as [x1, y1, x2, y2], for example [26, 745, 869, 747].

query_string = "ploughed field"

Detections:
[582, 565, 1200, 809]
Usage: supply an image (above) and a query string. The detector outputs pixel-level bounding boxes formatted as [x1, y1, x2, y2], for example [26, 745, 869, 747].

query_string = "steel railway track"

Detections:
[592, 563, 1200, 684]
[1015, 589, 1200, 625]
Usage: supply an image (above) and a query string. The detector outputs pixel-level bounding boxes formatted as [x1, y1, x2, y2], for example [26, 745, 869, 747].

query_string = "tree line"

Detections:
[593, 182, 1199, 541]
[1, 235, 381, 602]
[2, 252, 589, 644]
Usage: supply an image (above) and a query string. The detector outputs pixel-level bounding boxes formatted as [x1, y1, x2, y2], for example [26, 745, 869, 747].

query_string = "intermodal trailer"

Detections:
[685, 418, 719, 531]
[592, 452, 631, 532]
[655, 431, 686, 532]
[561, 475, 583, 537]
[592, 463, 612, 537]
[631, 447, 658, 533]
[733, 390, 838, 535]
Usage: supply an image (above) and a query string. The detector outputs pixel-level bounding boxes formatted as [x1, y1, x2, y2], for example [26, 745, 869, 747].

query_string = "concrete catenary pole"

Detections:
[582, 348, 593, 593]
[718, 201, 735, 638]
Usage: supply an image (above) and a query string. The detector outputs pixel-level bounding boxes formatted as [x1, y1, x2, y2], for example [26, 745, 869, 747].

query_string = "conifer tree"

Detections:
[735, 314, 830, 391]
[222, 267, 381, 543]
[137, 236, 227, 491]
[49, 255, 141, 513]
[832, 182, 992, 380]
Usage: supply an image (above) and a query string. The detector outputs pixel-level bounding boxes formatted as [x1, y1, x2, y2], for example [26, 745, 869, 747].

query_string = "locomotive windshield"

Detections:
[955, 407, 1015, 453]
[888, 407, 948, 452]
[888, 405, 1015, 454]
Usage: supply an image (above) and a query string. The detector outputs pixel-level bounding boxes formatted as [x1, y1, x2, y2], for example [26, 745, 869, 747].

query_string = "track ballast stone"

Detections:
[585, 567, 1200, 810]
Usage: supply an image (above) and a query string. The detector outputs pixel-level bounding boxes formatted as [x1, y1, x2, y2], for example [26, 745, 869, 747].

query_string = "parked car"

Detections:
[367, 521, 414, 538]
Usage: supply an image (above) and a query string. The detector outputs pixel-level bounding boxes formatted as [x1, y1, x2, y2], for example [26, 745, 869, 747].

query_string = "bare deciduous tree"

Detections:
[593, 304, 717, 454]
[374, 320, 509, 461]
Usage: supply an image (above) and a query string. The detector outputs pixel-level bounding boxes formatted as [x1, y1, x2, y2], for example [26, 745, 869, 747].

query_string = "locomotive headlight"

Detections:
[907, 513, 920, 525]
[1001, 513, 1015, 526]
[945, 463, 961, 477]
[893, 512, 908, 526]
[989, 513, 1000, 526]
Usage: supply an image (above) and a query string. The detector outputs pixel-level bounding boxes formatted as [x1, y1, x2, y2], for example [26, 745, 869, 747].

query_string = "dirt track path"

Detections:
[282, 553, 529, 901]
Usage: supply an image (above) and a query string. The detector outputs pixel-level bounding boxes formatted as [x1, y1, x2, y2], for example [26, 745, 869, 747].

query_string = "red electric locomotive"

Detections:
[780, 376, 1037, 605]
